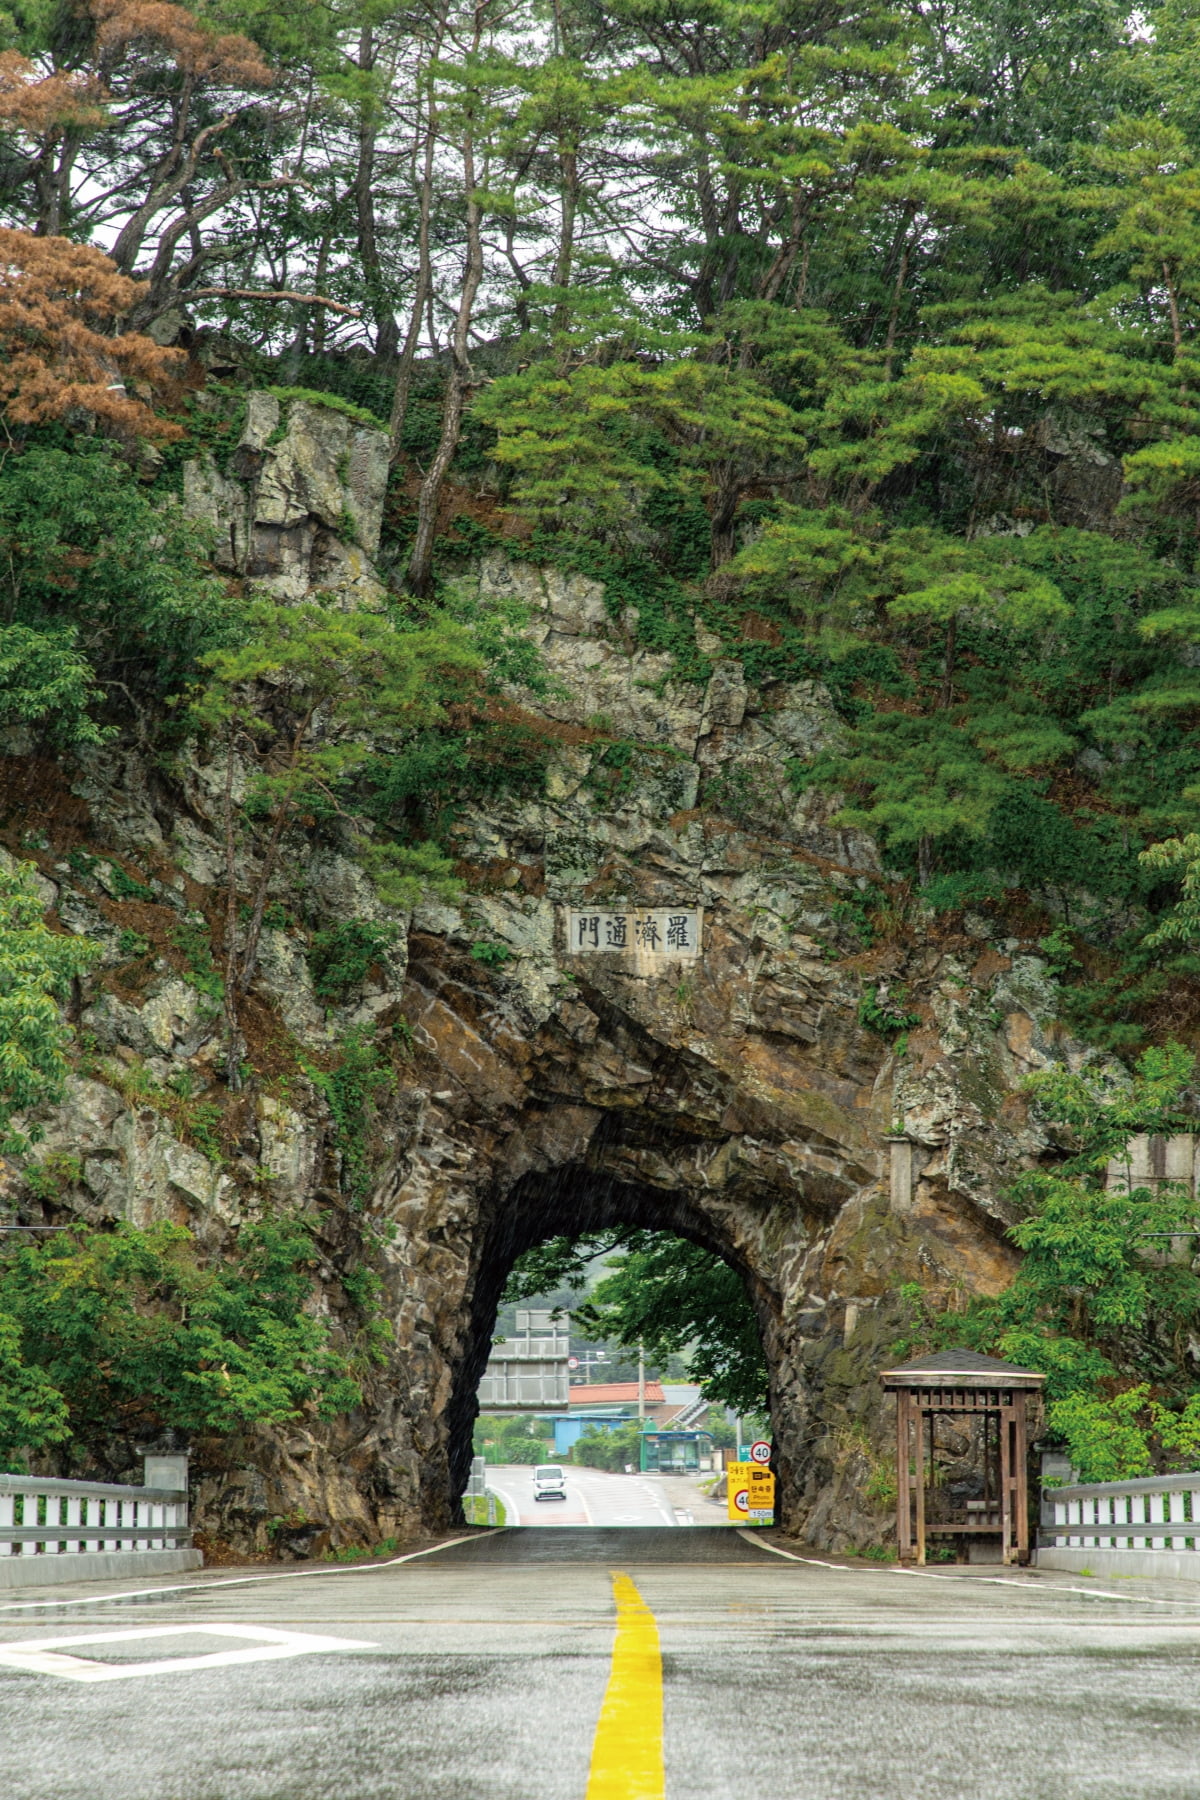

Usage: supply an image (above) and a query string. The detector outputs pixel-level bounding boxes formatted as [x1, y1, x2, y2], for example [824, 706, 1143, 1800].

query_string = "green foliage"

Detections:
[0, 1219, 362, 1466]
[1140, 834, 1200, 950]
[308, 921, 397, 1003]
[360, 714, 553, 849]
[475, 352, 803, 557]
[572, 1419, 645, 1472]
[0, 445, 236, 735]
[473, 1413, 553, 1463]
[857, 985, 921, 1039]
[828, 887, 885, 950]
[507, 1230, 769, 1416]
[189, 599, 479, 1020]
[23, 1151, 83, 1201]
[105, 864, 155, 903]
[0, 862, 100, 1153]
[0, 622, 105, 747]
[909, 1047, 1200, 1481]
[323, 1535, 402, 1562]
[308, 1029, 394, 1208]
[264, 388, 385, 429]
[0, 1310, 70, 1467]
[1023, 1043, 1197, 1172]
[470, 940, 513, 968]
[89, 1055, 226, 1162]
[356, 582, 556, 846]
[1046, 1388, 1156, 1482]
[167, 921, 223, 1002]
[191, 602, 481, 823]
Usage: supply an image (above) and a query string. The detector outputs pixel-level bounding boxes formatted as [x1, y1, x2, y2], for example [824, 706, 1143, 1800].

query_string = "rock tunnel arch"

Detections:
[443, 1154, 798, 1527]
[387, 925, 910, 1548]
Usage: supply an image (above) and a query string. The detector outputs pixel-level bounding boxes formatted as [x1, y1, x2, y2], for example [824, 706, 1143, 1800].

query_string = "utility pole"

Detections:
[638, 1341, 646, 1420]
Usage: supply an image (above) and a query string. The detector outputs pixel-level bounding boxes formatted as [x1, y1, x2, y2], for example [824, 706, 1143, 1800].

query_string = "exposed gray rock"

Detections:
[70, 749, 166, 853]
[181, 392, 390, 606]
[17, 1075, 236, 1240]
[258, 1095, 320, 1205]
[0, 846, 56, 908]
[453, 551, 706, 753]
[253, 927, 327, 1045]
[81, 978, 216, 1062]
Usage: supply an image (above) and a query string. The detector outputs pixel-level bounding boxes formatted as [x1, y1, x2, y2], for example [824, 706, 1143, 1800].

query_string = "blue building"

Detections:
[549, 1413, 632, 1456]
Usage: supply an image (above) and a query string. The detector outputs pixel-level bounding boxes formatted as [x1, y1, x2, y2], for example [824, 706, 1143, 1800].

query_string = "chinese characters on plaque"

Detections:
[566, 907, 702, 964]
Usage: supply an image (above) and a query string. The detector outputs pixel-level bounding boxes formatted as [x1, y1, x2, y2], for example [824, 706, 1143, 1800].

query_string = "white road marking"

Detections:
[636, 1480, 678, 1525]
[887, 1565, 1200, 1606]
[741, 1532, 1200, 1606]
[738, 1533, 847, 1570]
[486, 1482, 523, 1527]
[0, 1537, 475, 1614]
[0, 1623, 375, 1682]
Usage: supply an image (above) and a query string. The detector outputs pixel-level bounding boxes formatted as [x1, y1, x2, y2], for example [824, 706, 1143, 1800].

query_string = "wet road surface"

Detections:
[2, 1528, 1200, 1799]
[488, 1463, 698, 1527]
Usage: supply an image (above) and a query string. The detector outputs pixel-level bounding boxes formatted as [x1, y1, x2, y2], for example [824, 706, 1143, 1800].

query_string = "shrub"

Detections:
[308, 920, 397, 1002]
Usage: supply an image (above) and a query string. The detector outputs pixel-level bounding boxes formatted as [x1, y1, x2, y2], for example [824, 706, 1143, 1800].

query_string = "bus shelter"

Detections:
[880, 1349, 1045, 1566]
[639, 1430, 713, 1474]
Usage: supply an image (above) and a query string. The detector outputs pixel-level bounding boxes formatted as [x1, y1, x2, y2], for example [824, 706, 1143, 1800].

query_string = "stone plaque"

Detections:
[565, 907, 702, 963]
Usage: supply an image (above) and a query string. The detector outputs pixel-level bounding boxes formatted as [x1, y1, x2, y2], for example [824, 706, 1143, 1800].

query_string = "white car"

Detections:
[532, 1464, 567, 1501]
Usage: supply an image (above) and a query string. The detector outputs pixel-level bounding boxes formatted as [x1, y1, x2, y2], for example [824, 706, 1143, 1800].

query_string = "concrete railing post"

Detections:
[142, 1453, 189, 1493]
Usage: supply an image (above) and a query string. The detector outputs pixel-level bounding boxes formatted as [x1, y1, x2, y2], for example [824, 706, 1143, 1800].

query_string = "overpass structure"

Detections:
[475, 1310, 570, 1410]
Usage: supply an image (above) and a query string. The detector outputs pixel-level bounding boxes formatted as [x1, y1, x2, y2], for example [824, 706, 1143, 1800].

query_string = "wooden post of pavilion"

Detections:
[880, 1350, 1046, 1567]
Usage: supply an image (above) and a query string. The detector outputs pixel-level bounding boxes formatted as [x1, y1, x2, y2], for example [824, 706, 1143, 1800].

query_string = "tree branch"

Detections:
[186, 286, 363, 317]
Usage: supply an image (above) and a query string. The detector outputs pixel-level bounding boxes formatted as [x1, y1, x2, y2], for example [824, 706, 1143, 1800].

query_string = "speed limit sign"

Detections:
[749, 1440, 772, 1464]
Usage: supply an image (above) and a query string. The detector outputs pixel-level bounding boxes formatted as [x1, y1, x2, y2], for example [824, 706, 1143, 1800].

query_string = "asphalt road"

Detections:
[488, 1462, 706, 1527]
[2, 1531, 1200, 1800]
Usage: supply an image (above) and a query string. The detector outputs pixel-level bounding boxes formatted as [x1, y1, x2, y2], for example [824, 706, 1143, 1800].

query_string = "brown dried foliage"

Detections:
[91, 0, 272, 88]
[0, 52, 105, 135]
[0, 228, 183, 437]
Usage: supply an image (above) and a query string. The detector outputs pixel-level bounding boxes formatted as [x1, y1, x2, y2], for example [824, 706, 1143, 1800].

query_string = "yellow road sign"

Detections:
[727, 1462, 775, 1523]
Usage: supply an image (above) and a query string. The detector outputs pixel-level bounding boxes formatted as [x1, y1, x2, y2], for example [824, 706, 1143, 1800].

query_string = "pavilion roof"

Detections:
[880, 1347, 1046, 1389]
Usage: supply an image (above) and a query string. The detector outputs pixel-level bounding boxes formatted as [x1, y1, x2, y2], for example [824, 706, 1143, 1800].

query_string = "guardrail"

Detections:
[1041, 1472, 1200, 1554]
[0, 1459, 191, 1562]
[463, 1454, 501, 1526]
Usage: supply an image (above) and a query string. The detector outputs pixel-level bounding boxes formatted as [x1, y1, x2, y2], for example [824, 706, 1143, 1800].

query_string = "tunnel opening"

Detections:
[445, 1161, 779, 1529]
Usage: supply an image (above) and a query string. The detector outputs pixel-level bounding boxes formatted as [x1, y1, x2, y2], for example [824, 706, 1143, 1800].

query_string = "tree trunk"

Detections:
[354, 27, 399, 364]
[405, 5, 486, 596]
[221, 724, 245, 1092]
[1164, 261, 1183, 358]
[236, 792, 293, 996]
[389, 22, 444, 466]
[552, 140, 579, 332]
[883, 240, 911, 379]
[709, 463, 740, 569]
[406, 358, 471, 597]
[941, 612, 958, 710]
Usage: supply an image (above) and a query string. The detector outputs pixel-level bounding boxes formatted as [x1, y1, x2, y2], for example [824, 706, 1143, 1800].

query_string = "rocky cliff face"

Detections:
[0, 396, 1089, 1555]
[182, 389, 391, 609]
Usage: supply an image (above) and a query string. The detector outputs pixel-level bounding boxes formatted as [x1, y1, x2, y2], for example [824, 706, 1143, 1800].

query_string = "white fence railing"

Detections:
[0, 1464, 191, 1561]
[1042, 1473, 1200, 1553]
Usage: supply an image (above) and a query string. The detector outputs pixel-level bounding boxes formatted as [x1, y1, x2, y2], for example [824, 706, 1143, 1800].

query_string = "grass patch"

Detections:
[266, 387, 385, 430]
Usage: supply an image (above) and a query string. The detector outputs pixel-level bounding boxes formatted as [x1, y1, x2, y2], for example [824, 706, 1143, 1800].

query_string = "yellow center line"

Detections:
[585, 1572, 665, 1800]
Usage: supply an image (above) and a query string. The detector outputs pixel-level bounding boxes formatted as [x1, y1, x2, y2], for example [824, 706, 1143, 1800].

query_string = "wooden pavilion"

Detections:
[880, 1349, 1046, 1566]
